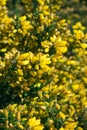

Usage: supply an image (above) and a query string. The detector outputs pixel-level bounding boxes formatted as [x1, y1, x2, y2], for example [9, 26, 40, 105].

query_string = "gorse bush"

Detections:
[0, 0, 87, 130]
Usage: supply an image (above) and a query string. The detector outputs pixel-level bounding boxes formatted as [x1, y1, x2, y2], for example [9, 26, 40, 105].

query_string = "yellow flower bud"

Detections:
[18, 28, 23, 34]
[17, 112, 21, 121]
[4, 109, 8, 118]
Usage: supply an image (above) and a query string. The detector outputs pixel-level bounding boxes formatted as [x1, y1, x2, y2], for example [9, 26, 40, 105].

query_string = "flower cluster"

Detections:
[0, 0, 87, 130]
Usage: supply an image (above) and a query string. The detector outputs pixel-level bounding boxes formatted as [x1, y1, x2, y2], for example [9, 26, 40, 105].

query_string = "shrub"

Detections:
[0, 0, 87, 130]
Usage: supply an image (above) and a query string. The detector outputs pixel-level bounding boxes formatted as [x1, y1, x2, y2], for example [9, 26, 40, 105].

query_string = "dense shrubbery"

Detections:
[0, 0, 87, 130]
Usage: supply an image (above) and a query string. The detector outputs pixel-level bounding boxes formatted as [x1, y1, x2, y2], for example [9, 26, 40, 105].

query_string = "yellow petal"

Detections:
[33, 125, 44, 130]
[28, 117, 40, 127]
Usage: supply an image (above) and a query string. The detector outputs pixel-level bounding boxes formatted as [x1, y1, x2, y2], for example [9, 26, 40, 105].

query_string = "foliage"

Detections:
[0, 0, 87, 130]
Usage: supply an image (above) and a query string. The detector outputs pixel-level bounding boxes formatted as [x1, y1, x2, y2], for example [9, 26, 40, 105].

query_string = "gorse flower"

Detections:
[27, 117, 44, 130]
[0, 0, 6, 5]
[0, 0, 87, 130]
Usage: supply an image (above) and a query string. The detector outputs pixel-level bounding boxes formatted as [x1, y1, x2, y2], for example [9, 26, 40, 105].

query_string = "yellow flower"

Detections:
[39, 13, 45, 21]
[59, 112, 67, 120]
[36, 53, 51, 72]
[0, 0, 6, 5]
[18, 53, 29, 60]
[27, 117, 44, 130]
[58, 46, 67, 53]
[72, 84, 79, 91]
[77, 127, 83, 130]
[43, 10, 49, 15]
[67, 60, 78, 65]
[18, 60, 29, 66]
[59, 127, 65, 130]
[50, 35, 56, 42]
[30, 71, 37, 77]
[17, 69, 23, 76]
[17, 123, 24, 130]
[38, 0, 44, 5]
[20, 16, 27, 21]
[28, 117, 40, 127]
[44, 47, 49, 52]
[73, 22, 85, 30]
[18, 28, 23, 34]
[65, 118, 78, 129]
[81, 43, 87, 49]
[19, 16, 33, 35]
[74, 30, 84, 40]
[41, 40, 52, 48]
[33, 125, 44, 130]
[69, 105, 75, 117]
[22, 21, 33, 32]
[55, 38, 68, 54]
[0, 48, 7, 52]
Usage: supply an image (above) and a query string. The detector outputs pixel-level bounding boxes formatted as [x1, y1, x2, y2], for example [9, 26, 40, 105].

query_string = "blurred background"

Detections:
[7, 0, 24, 16]
[60, 0, 87, 30]
[6, 0, 87, 29]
